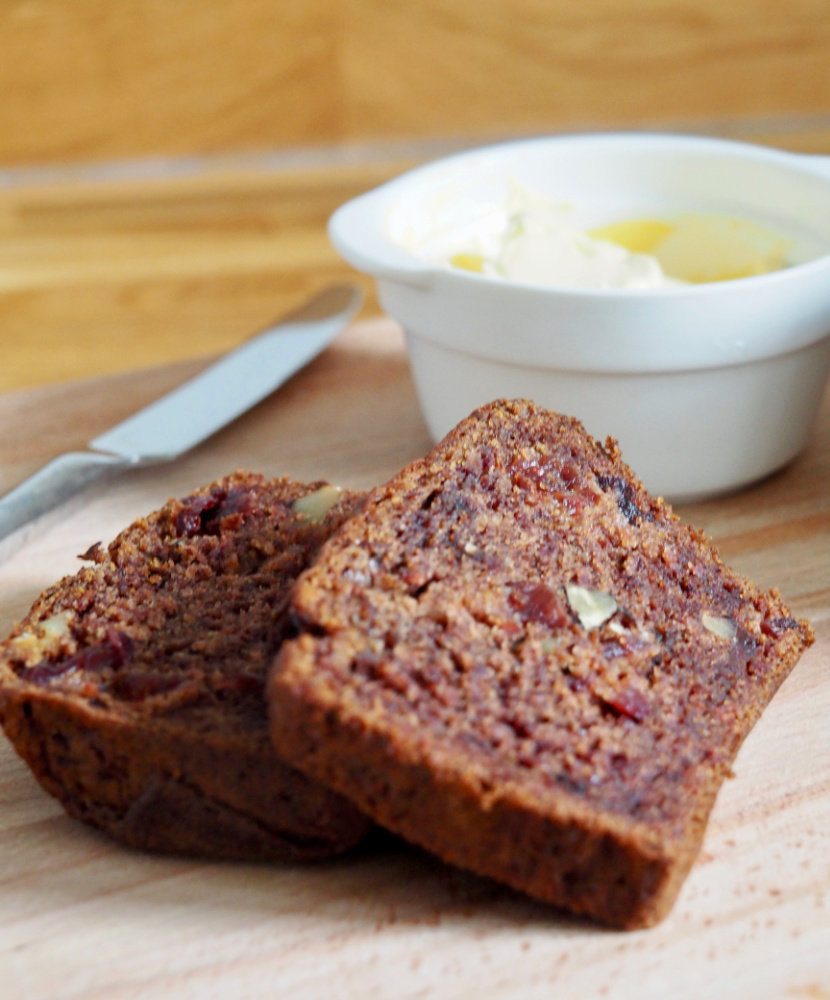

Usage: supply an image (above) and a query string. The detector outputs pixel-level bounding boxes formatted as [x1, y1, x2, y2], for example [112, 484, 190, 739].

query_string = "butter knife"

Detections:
[0, 283, 363, 550]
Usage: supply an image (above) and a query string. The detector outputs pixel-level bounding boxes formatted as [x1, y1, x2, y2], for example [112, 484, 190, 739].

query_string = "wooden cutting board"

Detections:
[1, 318, 828, 1000]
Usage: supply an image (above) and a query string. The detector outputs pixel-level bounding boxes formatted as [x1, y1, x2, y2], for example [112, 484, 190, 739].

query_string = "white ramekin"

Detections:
[330, 133, 830, 501]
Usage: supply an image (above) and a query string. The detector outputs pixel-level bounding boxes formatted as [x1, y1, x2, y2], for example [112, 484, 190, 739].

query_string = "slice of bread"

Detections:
[0, 472, 371, 861]
[269, 400, 812, 927]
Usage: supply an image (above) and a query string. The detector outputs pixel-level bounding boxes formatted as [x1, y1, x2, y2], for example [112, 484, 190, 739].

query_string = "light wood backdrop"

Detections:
[1, 0, 830, 393]
[1, 0, 829, 166]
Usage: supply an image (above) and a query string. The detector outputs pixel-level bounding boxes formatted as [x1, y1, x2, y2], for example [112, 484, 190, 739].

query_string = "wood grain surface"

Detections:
[1, 0, 830, 166]
[0, 160, 407, 393]
[0, 318, 828, 1000]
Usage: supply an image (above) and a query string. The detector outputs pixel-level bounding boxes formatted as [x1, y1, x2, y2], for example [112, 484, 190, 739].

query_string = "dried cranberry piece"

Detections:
[559, 461, 579, 485]
[26, 629, 133, 687]
[210, 672, 265, 697]
[551, 488, 600, 516]
[509, 582, 568, 628]
[68, 630, 133, 674]
[98, 628, 134, 668]
[216, 487, 257, 520]
[511, 463, 548, 491]
[566, 674, 589, 694]
[25, 660, 76, 685]
[176, 492, 224, 536]
[112, 671, 189, 701]
[175, 487, 257, 537]
[596, 475, 654, 524]
[510, 454, 563, 492]
[510, 456, 598, 514]
[603, 684, 651, 722]
[477, 446, 497, 478]
[761, 616, 800, 638]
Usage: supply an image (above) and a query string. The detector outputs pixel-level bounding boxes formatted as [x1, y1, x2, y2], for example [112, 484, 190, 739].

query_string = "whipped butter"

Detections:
[400, 184, 680, 290]
[397, 181, 791, 290]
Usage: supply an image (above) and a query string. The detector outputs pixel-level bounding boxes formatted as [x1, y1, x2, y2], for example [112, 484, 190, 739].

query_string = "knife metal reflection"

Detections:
[0, 283, 363, 553]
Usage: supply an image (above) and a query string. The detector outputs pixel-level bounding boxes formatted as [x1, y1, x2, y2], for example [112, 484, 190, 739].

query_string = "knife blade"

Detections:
[0, 283, 363, 551]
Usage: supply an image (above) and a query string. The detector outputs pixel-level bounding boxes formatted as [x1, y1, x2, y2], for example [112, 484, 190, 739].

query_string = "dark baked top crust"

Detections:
[269, 400, 813, 925]
[0, 472, 372, 859]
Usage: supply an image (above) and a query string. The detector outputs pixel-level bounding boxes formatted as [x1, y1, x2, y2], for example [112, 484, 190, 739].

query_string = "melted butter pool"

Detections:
[588, 213, 792, 283]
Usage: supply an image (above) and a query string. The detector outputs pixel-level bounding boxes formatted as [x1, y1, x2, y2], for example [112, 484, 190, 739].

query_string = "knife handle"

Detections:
[0, 451, 128, 547]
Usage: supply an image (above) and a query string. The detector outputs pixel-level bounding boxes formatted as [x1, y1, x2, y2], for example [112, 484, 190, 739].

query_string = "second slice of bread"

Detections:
[0, 473, 372, 861]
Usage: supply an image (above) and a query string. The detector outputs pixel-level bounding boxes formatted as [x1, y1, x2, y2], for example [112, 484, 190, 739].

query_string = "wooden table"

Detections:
[1, 149, 829, 998]
[0, 314, 829, 999]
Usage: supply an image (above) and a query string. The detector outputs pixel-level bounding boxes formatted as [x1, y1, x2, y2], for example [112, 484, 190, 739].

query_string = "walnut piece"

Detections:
[565, 584, 618, 630]
[10, 611, 75, 666]
[702, 612, 737, 641]
[291, 485, 343, 523]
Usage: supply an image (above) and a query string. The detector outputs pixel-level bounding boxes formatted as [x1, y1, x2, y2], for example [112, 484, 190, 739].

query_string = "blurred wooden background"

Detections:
[3, 0, 830, 164]
[1, 0, 830, 390]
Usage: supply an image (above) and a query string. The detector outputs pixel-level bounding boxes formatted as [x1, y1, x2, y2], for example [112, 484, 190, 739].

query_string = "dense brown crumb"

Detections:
[0, 472, 372, 861]
[269, 399, 813, 927]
